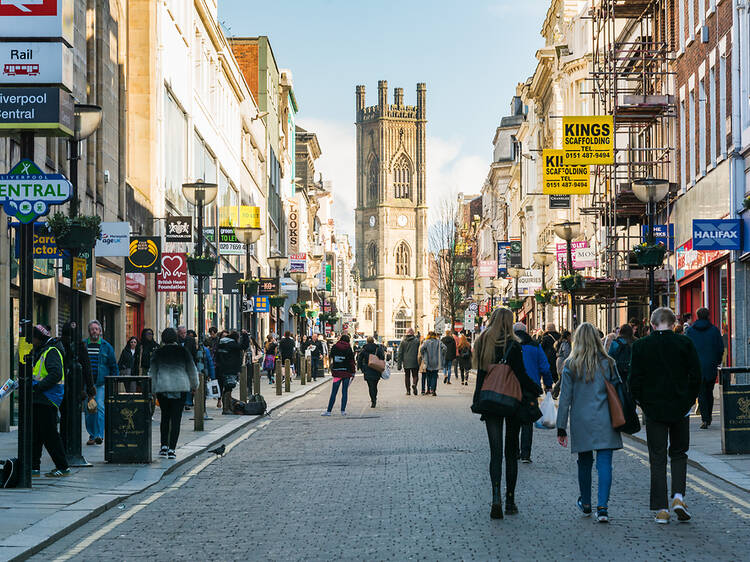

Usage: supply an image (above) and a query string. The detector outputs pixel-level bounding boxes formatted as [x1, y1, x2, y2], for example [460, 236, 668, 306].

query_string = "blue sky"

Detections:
[219, 0, 548, 235]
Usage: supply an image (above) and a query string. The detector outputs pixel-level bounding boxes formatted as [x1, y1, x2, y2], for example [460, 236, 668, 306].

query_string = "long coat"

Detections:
[556, 357, 623, 454]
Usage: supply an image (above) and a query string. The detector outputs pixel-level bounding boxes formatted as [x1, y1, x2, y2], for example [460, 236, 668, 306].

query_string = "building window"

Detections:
[720, 54, 727, 156]
[680, 98, 686, 190]
[367, 243, 377, 277]
[395, 242, 410, 276]
[394, 309, 410, 339]
[367, 158, 378, 203]
[364, 306, 373, 321]
[710, 66, 717, 166]
[678, 0, 685, 51]
[688, 88, 696, 184]
[393, 155, 411, 199]
[699, 79, 707, 176]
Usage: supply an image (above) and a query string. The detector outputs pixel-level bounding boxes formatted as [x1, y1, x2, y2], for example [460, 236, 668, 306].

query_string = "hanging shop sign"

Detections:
[290, 253, 307, 274]
[542, 149, 590, 195]
[71, 257, 86, 291]
[218, 226, 244, 255]
[253, 295, 270, 313]
[675, 239, 727, 280]
[549, 194, 571, 209]
[641, 224, 675, 251]
[0, 86, 74, 136]
[0, 41, 73, 90]
[165, 216, 192, 242]
[326, 264, 332, 292]
[562, 115, 614, 165]
[258, 277, 278, 295]
[497, 242, 510, 277]
[517, 270, 543, 294]
[0, 0, 74, 44]
[222, 272, 242, 295]
[240, 205, 261, 228]
[507, 240, 522, 268]
[126, 236, 161, 273]
[62, 248, 91, 279]
[479, 260, 496, 278]
[94, 221, 130, 257]
[0, 158, 71, 222]
[287, 200, 299, 254]
[156, 252, 187, 292]
[556, 241, 596, 270]
[125, 272, 147, 297]
[12, 221, 63, 259]
[692, 219, 742, 251]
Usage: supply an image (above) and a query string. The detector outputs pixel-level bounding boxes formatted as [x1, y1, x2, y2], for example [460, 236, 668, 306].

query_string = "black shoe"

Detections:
[700, 422, 708, 429]
[371, 401, 376, 408]
[491, 483, 503, 518]
[443, 376, 448, 384]
[505, 494, 518, 515]
[490, 503, 504, 519]
[520, 457, 532, 464]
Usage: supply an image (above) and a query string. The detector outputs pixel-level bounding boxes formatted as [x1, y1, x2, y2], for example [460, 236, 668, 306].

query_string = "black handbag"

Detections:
[609, 364, 641, 434]
[517, 390, 542, 424]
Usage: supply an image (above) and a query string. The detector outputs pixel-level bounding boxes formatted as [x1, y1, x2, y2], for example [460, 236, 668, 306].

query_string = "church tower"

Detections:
[355, 81, 430, 339]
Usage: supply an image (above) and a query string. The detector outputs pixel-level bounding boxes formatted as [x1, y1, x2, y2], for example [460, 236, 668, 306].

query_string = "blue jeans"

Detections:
[85, 384, 106, 440]
[427, 370, 438, 392]
[327, 378, 351, 412]
[578, 449, 613, 509]
[443, 359, 452, 380]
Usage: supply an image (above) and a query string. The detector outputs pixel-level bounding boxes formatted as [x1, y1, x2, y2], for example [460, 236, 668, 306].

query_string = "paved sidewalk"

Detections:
[0, 375, 330, 561]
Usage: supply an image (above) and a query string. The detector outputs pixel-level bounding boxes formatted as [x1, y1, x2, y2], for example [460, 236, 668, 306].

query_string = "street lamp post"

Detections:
[234, 226, 263, 333]
[554, 221, 581, 329]
[485, 285, 498, 311]
[290, 270, 307, 339]
[633, 177, 670, 313]
[533, 250, 555, 329]
[267, 252, 289, 336]
[508, 267, 525, 321]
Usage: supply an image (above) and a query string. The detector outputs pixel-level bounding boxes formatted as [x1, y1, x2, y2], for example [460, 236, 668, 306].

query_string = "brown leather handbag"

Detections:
[471, 343, 522, 417]
[604, 376, 626, 428]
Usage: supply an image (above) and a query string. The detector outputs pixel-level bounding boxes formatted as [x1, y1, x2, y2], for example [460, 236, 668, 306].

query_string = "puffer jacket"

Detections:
[149, 343, 199, 394]
[419, 337, 446, 371]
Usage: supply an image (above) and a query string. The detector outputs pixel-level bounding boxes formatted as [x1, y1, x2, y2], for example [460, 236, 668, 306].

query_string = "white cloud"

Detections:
[298, 118, 487, 242]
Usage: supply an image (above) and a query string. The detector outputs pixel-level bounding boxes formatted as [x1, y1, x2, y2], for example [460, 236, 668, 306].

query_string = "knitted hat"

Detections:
[33, 324, 51, 341]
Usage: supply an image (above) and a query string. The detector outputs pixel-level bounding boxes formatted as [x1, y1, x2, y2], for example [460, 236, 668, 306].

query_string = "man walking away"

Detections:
[608, 324, 635, 386]
[279, 331, 296, 376]
[685, 307, 724, 429]
[85, 320, 118, 446]
[540, 323, 561, 384]
[513, 323, 552, 463]
[441, 329, 457, 384]
[630, 307, 701, 524]
[31, 325, 70, 477]
[397, 328, 420, 396]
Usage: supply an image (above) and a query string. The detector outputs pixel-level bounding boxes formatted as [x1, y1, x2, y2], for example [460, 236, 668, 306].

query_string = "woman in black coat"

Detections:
[118, 337, 138, 376]
[357, 337, 385, 408]
[215, 332, 245, 414]
[133, 328, 158, 376]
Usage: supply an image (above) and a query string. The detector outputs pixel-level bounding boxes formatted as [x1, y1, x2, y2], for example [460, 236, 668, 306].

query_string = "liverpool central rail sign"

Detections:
[0, 158, 71, 223]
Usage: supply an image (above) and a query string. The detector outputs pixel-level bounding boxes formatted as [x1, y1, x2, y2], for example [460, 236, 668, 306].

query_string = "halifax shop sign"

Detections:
[692, 219, 742, 251]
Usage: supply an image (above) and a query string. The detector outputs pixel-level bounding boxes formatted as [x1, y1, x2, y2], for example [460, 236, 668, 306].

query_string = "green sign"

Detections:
[0, 159, 72, 223]
[325, 264, 331, 292]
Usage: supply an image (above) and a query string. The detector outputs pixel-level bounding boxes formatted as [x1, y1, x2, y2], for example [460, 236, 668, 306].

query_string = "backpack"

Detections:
[1, 458, 19, 488]
[609, 338, 632, 381]
[233, 394, 268, 416]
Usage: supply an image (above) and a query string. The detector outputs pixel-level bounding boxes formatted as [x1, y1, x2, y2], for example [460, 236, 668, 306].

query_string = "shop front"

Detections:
[126, 273, 147, 339]
[96, 267, 122, 347]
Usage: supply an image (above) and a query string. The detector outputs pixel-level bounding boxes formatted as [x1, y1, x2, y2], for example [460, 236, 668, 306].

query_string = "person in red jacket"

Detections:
[322, 334, 356, 416]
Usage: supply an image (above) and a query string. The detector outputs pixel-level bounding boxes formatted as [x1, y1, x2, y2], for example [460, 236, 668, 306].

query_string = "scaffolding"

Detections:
[586, 0, 677, 326]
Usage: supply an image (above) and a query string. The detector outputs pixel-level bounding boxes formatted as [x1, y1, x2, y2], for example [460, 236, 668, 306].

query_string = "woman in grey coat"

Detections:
[556, 323, 622, 524]
[149, 327, 199, 459]
[418, 332, 446, 396]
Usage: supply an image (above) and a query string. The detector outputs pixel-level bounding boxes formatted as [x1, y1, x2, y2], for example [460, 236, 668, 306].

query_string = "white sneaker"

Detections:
[671, 497, 691, 521]
[320, 411, 331, 416]
[341, 411, 347, 416]
[158, 446, 168, 457]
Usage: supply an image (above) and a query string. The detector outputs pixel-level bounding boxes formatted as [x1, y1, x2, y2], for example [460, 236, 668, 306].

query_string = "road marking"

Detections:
[53, 427, 260, 561]
[622, 442, 750, 515]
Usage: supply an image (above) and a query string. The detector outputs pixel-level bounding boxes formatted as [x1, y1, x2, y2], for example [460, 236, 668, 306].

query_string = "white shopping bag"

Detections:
[538, 392, 557, 429]
[206, 379, 221, 399]
[381, 364, 391, 380]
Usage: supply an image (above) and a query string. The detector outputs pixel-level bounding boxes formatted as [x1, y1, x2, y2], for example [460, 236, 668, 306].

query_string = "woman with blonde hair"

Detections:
[472, 307, 541, 519]
[556, 322, 623, 524]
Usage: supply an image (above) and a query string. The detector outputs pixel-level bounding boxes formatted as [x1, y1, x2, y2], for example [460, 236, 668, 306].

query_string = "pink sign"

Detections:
[556, 241, 596, 269]
[125, 273, 147, 297]
[675, 239, 727, 280]
[156, 253, 187, 292]
[479, 260, 497, 278]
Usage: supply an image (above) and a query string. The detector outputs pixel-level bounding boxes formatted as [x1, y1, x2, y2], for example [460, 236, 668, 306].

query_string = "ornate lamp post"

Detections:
[508, 266, 525, 321]
[554, 221, 581, 329]
[267, 252, 289, 336]
[533, 250, 555, 328]
[485, 284, 498, 311]
[290, 270, 307, 339]
[234, 226, 263, 333]
[632, 177, 670, 313]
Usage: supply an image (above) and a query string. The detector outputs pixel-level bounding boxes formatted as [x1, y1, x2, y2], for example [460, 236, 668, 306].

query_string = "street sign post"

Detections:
[0, 41, 73, 90]
[0, 86, 74, 136]
[0, 0, 74, 44]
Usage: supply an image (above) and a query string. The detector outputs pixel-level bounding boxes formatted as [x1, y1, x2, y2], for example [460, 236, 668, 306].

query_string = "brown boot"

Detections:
[222, 391, 234, 414]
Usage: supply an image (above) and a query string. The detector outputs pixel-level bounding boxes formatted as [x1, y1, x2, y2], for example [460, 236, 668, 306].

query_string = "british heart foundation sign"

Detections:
[156, 252, 187, 292]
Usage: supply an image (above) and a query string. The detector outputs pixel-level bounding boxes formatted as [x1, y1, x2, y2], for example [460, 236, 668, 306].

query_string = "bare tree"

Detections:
[429, 198, 464, 330]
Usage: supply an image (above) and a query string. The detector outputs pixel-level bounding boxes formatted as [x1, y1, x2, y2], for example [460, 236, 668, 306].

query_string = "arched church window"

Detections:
[394, 309, 410, 339]
[367, 243, 378, 277]
[395, 242, 410, 276]
[393, 155, 412, 199]
[368, 158, 378, 203]
[364, 306, 373, 321]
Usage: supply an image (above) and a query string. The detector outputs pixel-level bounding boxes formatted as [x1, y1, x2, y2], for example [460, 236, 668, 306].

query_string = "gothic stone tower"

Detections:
[355, 81, 429, 339]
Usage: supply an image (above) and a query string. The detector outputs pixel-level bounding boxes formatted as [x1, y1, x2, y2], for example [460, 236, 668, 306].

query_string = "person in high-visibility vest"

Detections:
[31, 324, 70, 478]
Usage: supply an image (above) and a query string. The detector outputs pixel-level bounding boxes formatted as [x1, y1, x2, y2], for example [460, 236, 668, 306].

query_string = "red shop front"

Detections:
[675, 239, 731, 364]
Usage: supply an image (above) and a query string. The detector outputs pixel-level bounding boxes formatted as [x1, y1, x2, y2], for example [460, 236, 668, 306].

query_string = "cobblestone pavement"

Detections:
[34, 373, 750, 561]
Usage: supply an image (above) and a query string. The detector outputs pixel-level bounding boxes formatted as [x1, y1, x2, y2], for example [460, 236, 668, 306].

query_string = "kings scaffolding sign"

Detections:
[0, 158, 71, 223]
[562, 116, 614, 165]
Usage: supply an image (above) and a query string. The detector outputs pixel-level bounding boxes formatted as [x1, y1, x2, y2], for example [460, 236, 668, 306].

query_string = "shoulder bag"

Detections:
[367, 352, 385, 373]
[603, 362, 641, 434]
[471, 341, 522, 417]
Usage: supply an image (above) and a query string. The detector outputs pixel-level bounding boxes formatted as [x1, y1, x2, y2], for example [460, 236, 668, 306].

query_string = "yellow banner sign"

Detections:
[562, 115, 614, 165]
[543, 149, 590, 194]
[240, 206, 260, 229]
[72, 257, 87, 291]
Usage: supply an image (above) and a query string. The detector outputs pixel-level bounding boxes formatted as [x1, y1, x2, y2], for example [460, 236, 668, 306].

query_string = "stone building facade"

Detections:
[354, 81, 430, 339]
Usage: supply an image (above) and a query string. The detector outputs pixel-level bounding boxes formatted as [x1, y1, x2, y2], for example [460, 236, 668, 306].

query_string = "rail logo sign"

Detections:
[0, 0, 56, 15]
[542, 149, 590, 195]
[0, 158, 71, 223]
[692, 219, 741, 251]
[562, 116, 614, 165]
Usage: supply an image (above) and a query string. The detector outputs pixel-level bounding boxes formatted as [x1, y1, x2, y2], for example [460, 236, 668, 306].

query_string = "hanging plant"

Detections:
[559, 273, 585, 292]
[268, 294, 288, 308]
[44, 212, 102, 251]
[507, 298, 524, 311]
[238, 277, 259, 295]
[290, 302, 308, 316]
[534, 289, 554, 304]
[306, 310, 318, 319]
[633, 242, 666, 267]
[186, 255, 217, 276]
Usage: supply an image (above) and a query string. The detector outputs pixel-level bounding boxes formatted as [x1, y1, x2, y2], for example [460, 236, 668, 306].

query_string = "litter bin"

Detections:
[104, 376, 153, 463]
[718, 367, 750, 454]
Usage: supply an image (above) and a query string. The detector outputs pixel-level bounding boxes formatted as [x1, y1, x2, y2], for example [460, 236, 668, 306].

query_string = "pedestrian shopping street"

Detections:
[32, 374, 750, 561]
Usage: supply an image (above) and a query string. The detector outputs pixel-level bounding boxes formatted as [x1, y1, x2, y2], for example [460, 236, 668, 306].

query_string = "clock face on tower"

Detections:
[369, 216, 376, 228]
[397, 215, 407, 227]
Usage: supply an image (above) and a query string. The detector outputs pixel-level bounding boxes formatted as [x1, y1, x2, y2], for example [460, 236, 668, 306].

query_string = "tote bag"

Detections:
[471, 342, 522, 417]
[604, 364, 641, 434]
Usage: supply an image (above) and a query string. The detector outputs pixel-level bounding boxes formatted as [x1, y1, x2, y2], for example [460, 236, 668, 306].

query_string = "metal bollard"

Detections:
[194, 373, 205, 431]
[284, 359, 291, 392]
[300, 356, 307, 385]
[252, 362, 261, 396]
[275, 361, 282, 395]
[240, 364, 248, 402]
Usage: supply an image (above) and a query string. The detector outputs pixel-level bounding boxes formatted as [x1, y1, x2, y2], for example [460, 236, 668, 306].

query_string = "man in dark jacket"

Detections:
[31, 325, 70, 477]
[514, 323, 553, 463]
[215, 332, 245, 414]
[310, 333, 325, 381]
[279, 331, 296, 370]
[540, 324, 561, 383]
[630, 307, 701, 524]
[441, 330, 457, 384]
[685, 307, 724, 428]
[397, 329, 420, 396]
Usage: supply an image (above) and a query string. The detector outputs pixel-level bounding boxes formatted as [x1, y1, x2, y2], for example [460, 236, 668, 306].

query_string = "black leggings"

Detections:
[485, 415, 520, 493]
[157, 393, 186, 450]
[366, 379, 379, 403]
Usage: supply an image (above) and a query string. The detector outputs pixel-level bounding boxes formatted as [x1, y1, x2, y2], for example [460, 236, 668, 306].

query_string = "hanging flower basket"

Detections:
[559, 273, 585, 292]
[306, 310, 318, 319]
[239, 278, 259, 295]
[290, 302, 307, 316]
[187, 256, 217, 276]
[44, 213, 102, 251]
[534, 289, 554, 304]
[268, 295, 287, 308]
[633, 243, 666, 267]
[507, 298, 524, 311]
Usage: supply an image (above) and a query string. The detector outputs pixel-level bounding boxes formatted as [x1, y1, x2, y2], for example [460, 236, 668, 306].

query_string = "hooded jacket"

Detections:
[215, 337, 244, 376]
[441, 335, 457, 362]
[685, 318, 725, 381]
[514, 330, 553, 390]
[357, 342, 385, 380]
[149, 343, 199, 394]
[419, 337, 446, 372]
[329, 340, 356, 377]
[397, 334, 420, 369]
